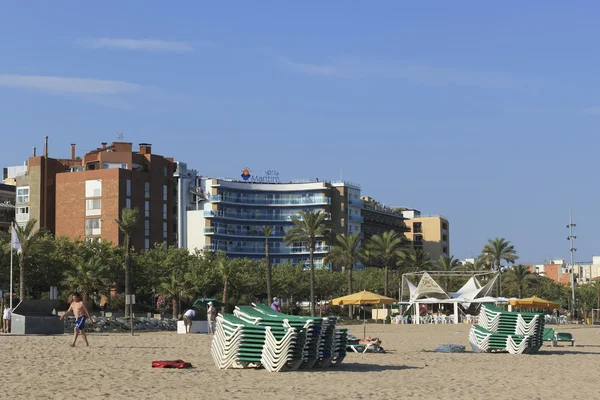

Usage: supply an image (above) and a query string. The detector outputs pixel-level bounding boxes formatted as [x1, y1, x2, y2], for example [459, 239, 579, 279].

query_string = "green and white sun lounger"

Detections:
[211, 304, 346, 372]
[468, 304, 546, 354]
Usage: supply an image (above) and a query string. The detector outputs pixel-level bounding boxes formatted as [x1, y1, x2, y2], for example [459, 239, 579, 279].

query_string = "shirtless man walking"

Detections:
[60, 292, 93, 347]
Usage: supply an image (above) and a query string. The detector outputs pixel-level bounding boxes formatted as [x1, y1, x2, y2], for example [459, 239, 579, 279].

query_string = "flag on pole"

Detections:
[11, 223, 22, 254]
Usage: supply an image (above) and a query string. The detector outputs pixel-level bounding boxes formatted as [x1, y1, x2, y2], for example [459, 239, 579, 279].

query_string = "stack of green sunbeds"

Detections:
[468, 304, 545, 354]
[211, 304, 348, 371]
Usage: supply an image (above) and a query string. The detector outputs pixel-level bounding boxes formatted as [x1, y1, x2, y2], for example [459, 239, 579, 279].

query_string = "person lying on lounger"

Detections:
[358, 336, 381, 346]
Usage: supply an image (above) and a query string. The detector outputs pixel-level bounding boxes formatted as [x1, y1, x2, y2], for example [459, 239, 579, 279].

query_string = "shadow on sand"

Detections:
[330, 363, 423, 372]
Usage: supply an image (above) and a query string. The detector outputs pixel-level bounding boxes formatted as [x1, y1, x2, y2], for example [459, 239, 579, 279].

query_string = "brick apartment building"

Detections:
[14, 139, 176, 250]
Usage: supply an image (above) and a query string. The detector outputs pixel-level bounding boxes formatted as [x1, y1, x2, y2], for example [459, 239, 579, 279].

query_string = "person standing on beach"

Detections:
[60, 292, 93, 347]
[3, 304, 12, 333]
[207, 302, 217, 334]
[182, 308, 196, 334]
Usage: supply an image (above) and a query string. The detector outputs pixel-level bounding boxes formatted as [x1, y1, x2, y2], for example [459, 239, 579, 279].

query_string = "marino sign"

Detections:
[241, 168, 280, 183]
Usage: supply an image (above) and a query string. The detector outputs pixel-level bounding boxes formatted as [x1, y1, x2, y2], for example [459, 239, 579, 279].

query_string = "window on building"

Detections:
[163, 222, 168, 239]
[145, 182, 150, 199]
[16, 187, 29, 203]
[126, 179, 131, 197]
[126, 198, 131, 209]
[85, 218, 101, 236]
[163, 203, 167, 220]
[164, 167, 168, 177]
[16, 206, 29, 223]
[145, 200, 150, 217]
[163, 185, 167, 201]
[85, 199, 102, 216]
[145, 238, 150, 250]
[145, 219, 150, 237]
[103, 162, 127, 169]
[85, 180, 102, 197]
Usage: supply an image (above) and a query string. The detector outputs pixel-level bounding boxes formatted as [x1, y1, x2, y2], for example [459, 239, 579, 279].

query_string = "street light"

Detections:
[567, 212, 576, 319]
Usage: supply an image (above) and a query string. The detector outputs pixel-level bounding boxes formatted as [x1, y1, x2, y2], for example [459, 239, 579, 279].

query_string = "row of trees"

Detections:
[2, 210, 598, 319]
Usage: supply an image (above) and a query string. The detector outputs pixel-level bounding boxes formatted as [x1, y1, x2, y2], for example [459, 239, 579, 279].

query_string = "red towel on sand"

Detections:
[152, 360, 192, 369]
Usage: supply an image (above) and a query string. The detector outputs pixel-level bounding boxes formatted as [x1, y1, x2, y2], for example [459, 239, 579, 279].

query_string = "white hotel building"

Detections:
[186, 174, 362, 268]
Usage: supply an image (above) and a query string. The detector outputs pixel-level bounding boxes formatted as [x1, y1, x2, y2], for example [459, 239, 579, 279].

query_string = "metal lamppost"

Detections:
[567, 212, 576, 318]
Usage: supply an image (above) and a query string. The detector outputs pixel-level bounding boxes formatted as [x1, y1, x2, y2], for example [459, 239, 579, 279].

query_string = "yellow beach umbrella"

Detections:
[332, 291, 395, 337]
[508, 296, 560, 310]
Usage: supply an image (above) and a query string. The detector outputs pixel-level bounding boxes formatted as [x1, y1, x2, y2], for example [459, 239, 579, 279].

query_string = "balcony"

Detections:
[204, 244, 330, 254]
[212, 195, 331, 206]
[349, 215, 364, 223]
[349, 199, 363, 207]
[204, 227, 287, 237]
[205, 211, 331, 222]
[15, 213, 29, 223]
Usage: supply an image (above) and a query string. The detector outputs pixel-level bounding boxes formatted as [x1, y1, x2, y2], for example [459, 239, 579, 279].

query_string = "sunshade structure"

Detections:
[508, 296, 560, 310]
[331, 290, 395, 337]
[211, 303, 348, 372]
[468, 304, 545, 354]
[193, 298, 223, 309]
[403, 272, 502, 324]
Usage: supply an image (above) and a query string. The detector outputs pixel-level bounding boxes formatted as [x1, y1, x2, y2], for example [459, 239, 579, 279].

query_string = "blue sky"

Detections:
[1, 2, 599, 264]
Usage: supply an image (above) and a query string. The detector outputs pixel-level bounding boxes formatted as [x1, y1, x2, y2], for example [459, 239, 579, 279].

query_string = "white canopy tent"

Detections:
[401, 271, 500, 324]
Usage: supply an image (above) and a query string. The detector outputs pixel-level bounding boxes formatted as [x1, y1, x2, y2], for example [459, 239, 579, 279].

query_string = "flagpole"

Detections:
[10, 222, 14, 310]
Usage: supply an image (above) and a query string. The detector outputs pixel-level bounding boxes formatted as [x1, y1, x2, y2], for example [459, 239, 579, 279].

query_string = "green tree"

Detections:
[272, 264, 309, 304]
[217, 253, 235, 311]
[401, 249, 434, 272]
[481, 238, 518, 271]
[481, 238, 518, 297]
[263, 226, 274, 303]
[503, 265, 531, 298]
[438, 255, 460, 291]
[63, 257, 110, 304]
[366, 231, 405, 297]
[324, 233, 363, 317]
[13, 219, 45, 300]
[284, 210, 332, 316]
[159, 269, 189, 319]
[115, 207, 138, 315]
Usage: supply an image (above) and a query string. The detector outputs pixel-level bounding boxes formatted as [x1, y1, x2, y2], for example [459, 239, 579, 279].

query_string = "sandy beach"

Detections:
[1, 323, 598, 400]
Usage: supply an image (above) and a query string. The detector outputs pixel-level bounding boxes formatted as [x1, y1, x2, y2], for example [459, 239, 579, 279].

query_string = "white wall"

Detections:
[186, 210, 206, 252]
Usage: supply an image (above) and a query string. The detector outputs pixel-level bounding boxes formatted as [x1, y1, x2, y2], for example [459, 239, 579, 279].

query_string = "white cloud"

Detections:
[82, 38, 195, 53]
[0, 74, 142, 95]
[283, 56, 535, 90]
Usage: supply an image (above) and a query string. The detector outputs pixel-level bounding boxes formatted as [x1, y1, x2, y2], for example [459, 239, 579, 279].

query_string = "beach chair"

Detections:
[542, 328, 557, 346]
[555, 332, 575, 346]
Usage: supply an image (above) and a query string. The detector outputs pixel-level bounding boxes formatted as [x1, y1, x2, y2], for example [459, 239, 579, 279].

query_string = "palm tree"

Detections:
[13, 219, 45, 301]
[366, 231, 404, 297]
[217, 254, 234, 312]
[503, 265, 531, 298]
[63, 257, 109, 304]
[160, 270, 188, 318]
[438, 255, 460, 291]
[481, 238, 518, 271]
[324, 233, 362, 317]
[401, 249, 434, 272]
[263, 226, 274, 303]
[481, 237, 518, 297]
[284, 210, 332, 316]
[115, 207, 138, 316]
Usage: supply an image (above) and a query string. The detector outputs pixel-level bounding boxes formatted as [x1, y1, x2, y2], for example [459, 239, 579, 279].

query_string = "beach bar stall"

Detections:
[11, 300, 64, 335]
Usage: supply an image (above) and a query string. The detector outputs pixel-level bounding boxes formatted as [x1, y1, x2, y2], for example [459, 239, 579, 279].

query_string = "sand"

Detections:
[1, 323, 598, 400]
